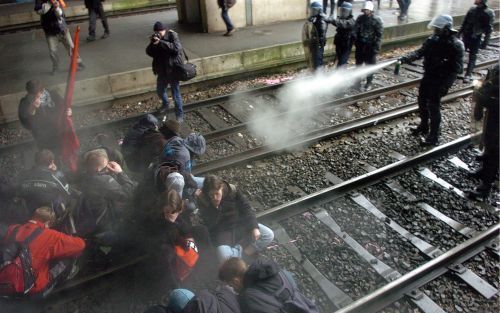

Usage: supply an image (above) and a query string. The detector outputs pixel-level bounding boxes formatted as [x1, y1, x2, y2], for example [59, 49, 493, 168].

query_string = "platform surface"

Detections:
[0, 0, 486, 96]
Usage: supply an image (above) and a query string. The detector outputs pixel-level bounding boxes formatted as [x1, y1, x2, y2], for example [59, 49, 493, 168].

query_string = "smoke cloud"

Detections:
[243, 60, 396, 150]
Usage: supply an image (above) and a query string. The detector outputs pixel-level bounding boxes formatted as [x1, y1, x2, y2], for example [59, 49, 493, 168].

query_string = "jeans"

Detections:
[156, 77, 184, 119]
[221, 5, 234, 32]
[190, 174, 205, 189]
[88, 2, 110, 37]
[215, 223, 274, 264]
[46, 30, 83, 70]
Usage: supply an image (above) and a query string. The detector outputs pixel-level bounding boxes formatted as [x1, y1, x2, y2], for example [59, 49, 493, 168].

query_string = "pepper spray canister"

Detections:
[394, 61, 401, 75]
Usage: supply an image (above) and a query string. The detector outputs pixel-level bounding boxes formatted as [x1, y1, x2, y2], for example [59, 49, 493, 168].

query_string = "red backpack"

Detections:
[0, 226, 43, 297]
[174, 239, 199, 282]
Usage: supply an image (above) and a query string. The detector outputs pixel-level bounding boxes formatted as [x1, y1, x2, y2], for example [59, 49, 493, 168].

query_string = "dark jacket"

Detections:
[183, 287, 241, 313]
[308, 13, 329, 47]
[17, 167, 70, 217]
[474, 64, 499, 148]
[404, 33, 464, 84]
[331, 15, 355, 48]
[78, 171, 136, 236]
[18, 89, 63, 150]
[84, 0, 103, 10]
[197, 182, 258, 247]
[122, 114, 160, 172]
[354, 14, 384, 52]
[35, 1, 67, 35]
[146, 30, 184, 82]
[239, 259, 318, 313]
[217, 0, 237, 9]
[459, 5, 494, 45]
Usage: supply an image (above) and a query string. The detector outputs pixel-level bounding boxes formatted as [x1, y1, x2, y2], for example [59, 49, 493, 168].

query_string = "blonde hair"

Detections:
[218, 257, 247, 283]
[159, 189, 183, 215]
[84, 148, 108, 171]
[32, 206, 56, 226]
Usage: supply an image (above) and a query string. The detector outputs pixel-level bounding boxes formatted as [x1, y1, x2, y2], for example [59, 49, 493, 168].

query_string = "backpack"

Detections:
[173, 239, 199, 282]
[258, 271, 320, 313]
[150, 160, 183, 192]
[0, 226, 43, 297]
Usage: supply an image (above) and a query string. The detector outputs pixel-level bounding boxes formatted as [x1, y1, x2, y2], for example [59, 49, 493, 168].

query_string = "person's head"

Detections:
[428, 14, 457, 36]
[362, 1, 374, 15]
[159, 120, 180, 139]
[153, 21, 167, 37]
[474, 0, 487, 7]
[35, 149, 57, 171]
[138, 113, 159, 131]
[309, 1, 322, 17]
[159, 189, 184, 219]
[84, 148, 109, 173]
[25, 79, 44, 96]
[339, 2, 353, 18]
[32, 206, 56, 228]
[167, 289, 195, 313]
[184, 133, 206, 157]
[219, 257, 248, 293]
[201, 175, 225, 208]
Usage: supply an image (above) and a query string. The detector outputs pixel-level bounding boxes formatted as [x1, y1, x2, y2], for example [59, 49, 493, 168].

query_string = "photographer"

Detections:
[146, 22, 185, 123]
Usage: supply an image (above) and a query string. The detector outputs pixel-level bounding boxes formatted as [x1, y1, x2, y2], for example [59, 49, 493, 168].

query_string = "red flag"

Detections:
[59, 26, 81, 172]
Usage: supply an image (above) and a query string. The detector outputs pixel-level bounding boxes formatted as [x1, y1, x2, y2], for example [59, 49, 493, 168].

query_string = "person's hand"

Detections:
[398, 56, 409, 64]
[252, 228, 261, 241]
[152, 36, 160, 45]
[66, 108, 72, 117]
[106, 161, 123, 174]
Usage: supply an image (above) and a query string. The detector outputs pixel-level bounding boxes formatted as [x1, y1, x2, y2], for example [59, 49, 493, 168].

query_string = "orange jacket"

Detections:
[3, 220, 85, 294]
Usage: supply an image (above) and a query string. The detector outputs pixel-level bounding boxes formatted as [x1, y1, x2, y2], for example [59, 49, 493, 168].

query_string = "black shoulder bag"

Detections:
[175, 49, 197, 82]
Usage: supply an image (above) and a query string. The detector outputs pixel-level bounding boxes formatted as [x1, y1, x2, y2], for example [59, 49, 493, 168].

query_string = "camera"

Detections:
[151, 32, 162, 42]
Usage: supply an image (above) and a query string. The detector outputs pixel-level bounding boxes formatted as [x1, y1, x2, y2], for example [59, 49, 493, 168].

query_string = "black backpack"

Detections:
[256, 271, 320, 313]
[0, 226, 43, 297]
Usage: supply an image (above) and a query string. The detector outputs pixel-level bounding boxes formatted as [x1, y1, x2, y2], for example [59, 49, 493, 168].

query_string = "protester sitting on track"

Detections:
[143, 288, 195, 313]
[195, 175, 274, 265]
[18, 79, 71, 155]
[76, 148, 136, 241]
[219, 257, 320, 313]
[0, 206, 85, 297]
[121, 113, 161, 173]
[17, 149, 74, 225]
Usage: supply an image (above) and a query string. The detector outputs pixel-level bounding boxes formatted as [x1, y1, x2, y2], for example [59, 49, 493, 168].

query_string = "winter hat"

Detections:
[184, 133, 206, 156]
[153, 21, 166, 32]
[168, 289, 195, 313]
[166, 172, 185, 197]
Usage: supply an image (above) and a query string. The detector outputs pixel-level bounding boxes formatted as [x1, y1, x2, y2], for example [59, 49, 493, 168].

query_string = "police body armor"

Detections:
[302, 21, 319, 70]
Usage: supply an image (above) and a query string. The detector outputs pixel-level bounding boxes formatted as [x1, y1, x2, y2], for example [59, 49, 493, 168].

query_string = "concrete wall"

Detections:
[252, 0, 307, 25]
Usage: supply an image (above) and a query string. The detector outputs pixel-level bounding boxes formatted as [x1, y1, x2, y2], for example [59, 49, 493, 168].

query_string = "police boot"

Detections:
[410, 125, 428, 136]
[420, 134, 438, 146]
[466, 182, 492, 200]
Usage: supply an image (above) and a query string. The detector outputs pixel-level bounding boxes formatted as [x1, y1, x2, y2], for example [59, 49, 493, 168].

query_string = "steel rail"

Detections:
[334, 224, 500, 313]
[0, 4, 176, 34]
[192, 87, 474, 175]
[256, 134, 478, 223]
[0, 59, 496, 156]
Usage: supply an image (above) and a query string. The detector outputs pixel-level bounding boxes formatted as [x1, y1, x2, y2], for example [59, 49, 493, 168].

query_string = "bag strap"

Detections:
[182, 49, 189, 62]
[22, 228, 43, 246]
[7, 225, 21, 243]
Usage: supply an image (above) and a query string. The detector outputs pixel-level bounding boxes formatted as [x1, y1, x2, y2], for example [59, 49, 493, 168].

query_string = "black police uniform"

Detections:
[401, 33, 464, 144]
[459, 1, 494, 79]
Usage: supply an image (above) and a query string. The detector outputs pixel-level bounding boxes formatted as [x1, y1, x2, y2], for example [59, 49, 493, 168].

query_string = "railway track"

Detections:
[0, 40, 498, 313]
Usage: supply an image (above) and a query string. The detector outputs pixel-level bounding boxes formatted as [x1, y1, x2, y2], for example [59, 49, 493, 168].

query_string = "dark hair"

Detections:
[159, 189, 183, 214]
[201, 175, 224, 195]
[26, 79, 43, 95]
[35, 149, 55, 167]
[218, 257, 247, 282]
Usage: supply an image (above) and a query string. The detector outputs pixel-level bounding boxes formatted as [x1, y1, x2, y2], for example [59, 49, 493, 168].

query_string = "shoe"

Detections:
[157, 106, 168, 114]
[466, 183, 492, 200]
[463, 75, 472, 84]
[364, 82, 373, 91]
[176, 116, 184, 123]
[101, 32, 110, 39]
[420, 136, 438, 146]
[410, 125, 428, 136]
[223, 29, 236, 36]
[86, 36, 96, 42]
[468, 168, 484, 179]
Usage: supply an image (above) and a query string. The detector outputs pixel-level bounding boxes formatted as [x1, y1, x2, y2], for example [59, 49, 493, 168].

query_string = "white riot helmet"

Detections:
[362, 1, 374, 12]
[427, 14, 457, 32]
[339, 2, 353, 18]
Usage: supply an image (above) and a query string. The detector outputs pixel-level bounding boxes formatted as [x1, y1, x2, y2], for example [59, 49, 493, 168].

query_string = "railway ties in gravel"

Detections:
[256, 135, 498, 312]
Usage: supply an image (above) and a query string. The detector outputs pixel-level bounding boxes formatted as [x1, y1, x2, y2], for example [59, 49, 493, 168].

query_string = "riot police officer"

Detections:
[458, 0, 495, 83]
[354, 1, 384, 90]
[399, 15, 464, 146]
[307, 2, 330, 70]
[330, 2, 355, 67]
